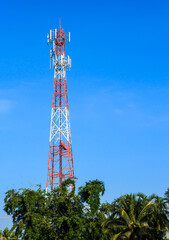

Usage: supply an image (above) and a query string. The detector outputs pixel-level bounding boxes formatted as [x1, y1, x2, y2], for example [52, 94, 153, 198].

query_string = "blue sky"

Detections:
[0, 0, 169, 229]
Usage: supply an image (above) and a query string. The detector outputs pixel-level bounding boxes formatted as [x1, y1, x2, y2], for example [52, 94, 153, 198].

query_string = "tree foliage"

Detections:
[2, 180, 169, 240]
[103, 193, 169, 240]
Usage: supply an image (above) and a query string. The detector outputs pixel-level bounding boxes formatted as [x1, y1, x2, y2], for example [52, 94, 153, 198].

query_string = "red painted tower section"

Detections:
[46, 27, 74, 190]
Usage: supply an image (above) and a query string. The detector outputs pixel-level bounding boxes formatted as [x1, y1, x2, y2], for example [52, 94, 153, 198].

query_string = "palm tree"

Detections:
[103, 193, 156, 240]
[148, 194, 169, 239]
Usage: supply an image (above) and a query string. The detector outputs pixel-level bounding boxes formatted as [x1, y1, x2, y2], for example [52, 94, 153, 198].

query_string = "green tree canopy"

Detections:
[103, 193, 169, 240]
[3, 180, 169, 240]
[4, 179, 106, 240]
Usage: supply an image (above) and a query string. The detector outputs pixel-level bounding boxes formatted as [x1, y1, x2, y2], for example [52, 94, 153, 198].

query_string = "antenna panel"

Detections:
[68, 32, 70, 43]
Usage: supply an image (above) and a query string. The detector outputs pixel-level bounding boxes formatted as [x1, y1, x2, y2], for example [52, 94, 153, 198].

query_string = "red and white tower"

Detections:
[46, 26, 74, 190]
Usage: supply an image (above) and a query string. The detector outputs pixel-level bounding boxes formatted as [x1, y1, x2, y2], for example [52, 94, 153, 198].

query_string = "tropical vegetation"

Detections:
[1, 179, 169, 239]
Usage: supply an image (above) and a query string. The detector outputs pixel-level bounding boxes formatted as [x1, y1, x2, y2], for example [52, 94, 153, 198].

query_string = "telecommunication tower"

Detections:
[46, 25, 74, 190]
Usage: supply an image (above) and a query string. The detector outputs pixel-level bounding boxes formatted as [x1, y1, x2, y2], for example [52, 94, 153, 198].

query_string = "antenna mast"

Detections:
[46, 25, 74, 190]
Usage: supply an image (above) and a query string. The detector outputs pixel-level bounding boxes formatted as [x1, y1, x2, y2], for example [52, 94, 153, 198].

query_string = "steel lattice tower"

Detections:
[46, 26, 74, 190]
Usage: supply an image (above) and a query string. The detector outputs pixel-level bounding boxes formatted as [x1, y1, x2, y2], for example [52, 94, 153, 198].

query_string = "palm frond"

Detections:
[111, 232, 122, 240]
[121, 209, 131, 225]
[138, 200, 155, 221]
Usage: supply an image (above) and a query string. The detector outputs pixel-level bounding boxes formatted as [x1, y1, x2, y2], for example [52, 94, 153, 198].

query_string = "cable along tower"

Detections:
[46, 26, 74, 190]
